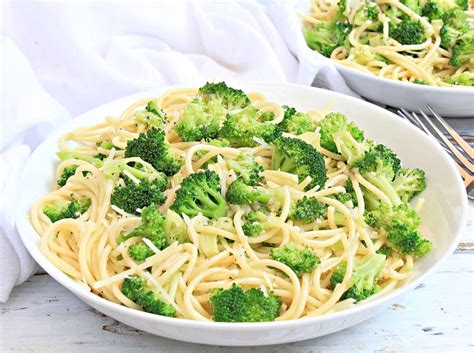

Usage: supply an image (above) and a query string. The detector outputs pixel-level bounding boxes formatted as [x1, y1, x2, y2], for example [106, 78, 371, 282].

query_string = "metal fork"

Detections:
[397, 107, 474, 200]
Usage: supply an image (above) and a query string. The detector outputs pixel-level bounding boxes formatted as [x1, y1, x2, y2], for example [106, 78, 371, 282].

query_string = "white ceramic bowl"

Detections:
[15, 83, 468, 346]
[294, 1, 474, 117]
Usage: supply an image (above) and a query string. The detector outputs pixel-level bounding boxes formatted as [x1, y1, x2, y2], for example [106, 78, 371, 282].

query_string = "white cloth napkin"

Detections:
[1, 0, 356, 302]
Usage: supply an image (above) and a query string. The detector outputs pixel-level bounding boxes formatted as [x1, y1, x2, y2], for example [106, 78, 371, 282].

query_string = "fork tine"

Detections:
[427, 106, 474, 159]
[419, 110, 474, 173]
[399, 108, 423, 129]
[398, 109, 452, 151]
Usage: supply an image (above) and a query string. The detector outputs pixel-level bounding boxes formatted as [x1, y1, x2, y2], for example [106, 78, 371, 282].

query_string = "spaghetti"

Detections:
[302, 0, 473, 87]
[31, 84, 425, 322]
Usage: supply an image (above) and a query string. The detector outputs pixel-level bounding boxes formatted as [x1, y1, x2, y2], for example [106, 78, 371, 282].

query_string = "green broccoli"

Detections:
[56, 151, 104, 167]
[333, 179, 359, 206]
[278, 105, 317, 135]
[400, 0, 422, 14]
[175, 99, 224, 142]
[57, 165, 79, 187]
[242, 210, 268, 237]
[225, 152, 263, 186]
[124, 127, 182, 176]
[271, 242, 320, 276]
[219, 105, 282, 147]
[330, 254, 386, 302]
[444, 72, 474, 86]
[353, 144, 402, 208]
[209, 283, 281, 322]
[422, 0, 467, 20]
[135, 101, 167, 128]
[43, 196, 91, 222]
[413, 79, 429, 85]
[376, 245, 393, 256]
[271, 136, 327, 190]
[226, 178, 272, 205]
[353, 1, 382, 30]
[352, 46, 389, 65]
[198, 82, 251, 110]
[122, 276, 176, 317]
[175, 82, 251, 142]
[242, 221, 263, 237]
[449, 29, 474, 68]
[108, 160, 169, 216]
[304, 20, 352, 57]
[171, 170, 228, 218]
[365, 203, 432, 256]
[289, 196, 327, 224]
[318, 112, 364, 154]
[392, 168, 426, 202]
[390, 19, 426, 45]
[118, 205, 167, 261]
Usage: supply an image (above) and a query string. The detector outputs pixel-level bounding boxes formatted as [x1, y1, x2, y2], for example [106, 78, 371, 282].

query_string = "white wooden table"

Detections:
[1, 120, 473, 353]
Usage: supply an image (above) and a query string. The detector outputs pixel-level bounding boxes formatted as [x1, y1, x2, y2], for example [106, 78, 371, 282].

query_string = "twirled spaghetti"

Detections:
[302, 0, 473, 87]
[31, 84, 426, 321]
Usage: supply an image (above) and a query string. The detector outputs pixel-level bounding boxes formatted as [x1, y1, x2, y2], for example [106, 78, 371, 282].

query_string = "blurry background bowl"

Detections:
[15, 83, 468, 346]
[294, 0, 474, 117]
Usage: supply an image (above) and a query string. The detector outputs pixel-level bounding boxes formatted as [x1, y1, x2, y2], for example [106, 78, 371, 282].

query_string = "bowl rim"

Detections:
[331, 58, 474, 94]
[15, 82, 469, 330]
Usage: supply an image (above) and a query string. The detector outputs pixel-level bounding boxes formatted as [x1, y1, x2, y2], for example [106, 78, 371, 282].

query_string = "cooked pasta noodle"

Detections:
[302, 0, 474, 87]
[31, 84, 426, 322]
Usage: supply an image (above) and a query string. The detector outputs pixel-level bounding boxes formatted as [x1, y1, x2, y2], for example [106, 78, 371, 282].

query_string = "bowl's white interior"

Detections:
[15, 83, 467, 338]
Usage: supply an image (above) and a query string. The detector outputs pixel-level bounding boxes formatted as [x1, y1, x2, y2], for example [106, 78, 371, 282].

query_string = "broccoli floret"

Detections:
[278, 105, 317, 135]
[105, 158, 168, 214]
[271, 242, 320, 276]
[111, 176, 167, 215]
[175, 100, 223, 142]
[226, 178, 272, 205]
[304, 20, 352, 57]
[376, 245, 393, 256]
[392, 168, 426, 202]
[272, 137, 327, 190]
[242, 210, 266, 237]
[365, 203, 431, 256]
[43, 196, 91, 222]
[56, 151, 104, 167]
[422, 0, 465, 20]
[102, 158, 168, 182]
[209, 283, 281, 322]
[219, 105, 282, 147]
[176, 81, 251, 142]
[57, 165, 79, 187]
[290, 196, 327, 224]
[390, 19, 426, 45]
[413, 79, 429, 85]
[171, 170, 228, 218]
[353, 144, 402, 208]
[135, 101, 167, 128]
[450, 30, 474, 68]
[401, 0, 422, 14]
[330, 254, 386, 302]
[389, 221, 432, 256]
[118, 205, 167, 260]
[352, 46, 389, 66]
[122, 276, 176, 317]
[225, 152, 263, 186]
[445, 72, 474, 86]
[198, 82, 251, 110]
[354, 2, 381, 30]
[318, 112, 364, 154]
[125, 128, 181, 176]
[333, 179, 359, 206]
[242, 222, 263, 237]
